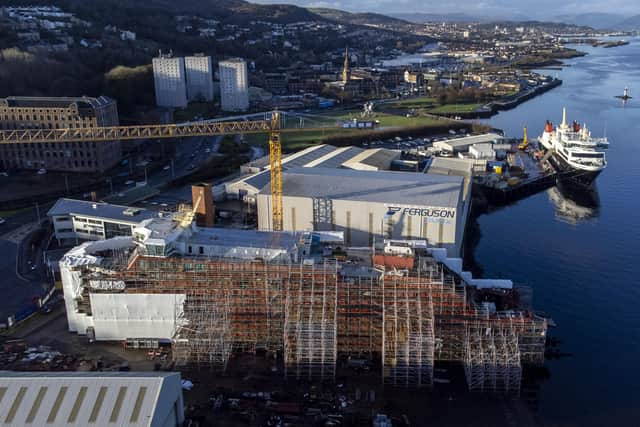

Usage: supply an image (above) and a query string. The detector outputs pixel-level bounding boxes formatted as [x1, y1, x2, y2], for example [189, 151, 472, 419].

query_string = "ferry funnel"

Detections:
[561, 107, 568, 129]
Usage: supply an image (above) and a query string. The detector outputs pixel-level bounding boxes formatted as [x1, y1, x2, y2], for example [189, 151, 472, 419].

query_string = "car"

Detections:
[151, 201, 159, 205]
[160, 203, 168, 207]
[37, 168, 47, 175]
[125, 180, 135, 185]
[0, 218, 5, 225]
[0, 172, 8, 177]
[205, 148, 211, 153]
[163, 165, 171, 171]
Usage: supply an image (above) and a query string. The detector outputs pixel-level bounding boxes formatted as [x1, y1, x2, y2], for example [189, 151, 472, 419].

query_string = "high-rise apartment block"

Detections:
[185, 55, 214, 102]
[152, 54, 188, 108]
[219, 58, 249, 112]
[0, 96, 121, 172]
[153, 52, 215, 107]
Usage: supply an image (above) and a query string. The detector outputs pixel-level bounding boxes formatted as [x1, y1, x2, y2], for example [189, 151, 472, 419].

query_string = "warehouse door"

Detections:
[312, 198, 333, 231]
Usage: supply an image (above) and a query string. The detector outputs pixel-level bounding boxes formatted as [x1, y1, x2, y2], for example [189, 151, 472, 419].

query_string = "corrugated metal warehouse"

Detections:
[0, 371, 184, 427]
[257, 167, 471, 255]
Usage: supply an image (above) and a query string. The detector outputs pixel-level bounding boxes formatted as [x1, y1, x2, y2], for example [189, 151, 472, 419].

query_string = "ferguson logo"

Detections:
[387, 206, 455, 219]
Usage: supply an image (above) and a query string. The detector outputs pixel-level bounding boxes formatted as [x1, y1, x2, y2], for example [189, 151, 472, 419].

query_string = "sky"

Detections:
[252, 0, 640, 19]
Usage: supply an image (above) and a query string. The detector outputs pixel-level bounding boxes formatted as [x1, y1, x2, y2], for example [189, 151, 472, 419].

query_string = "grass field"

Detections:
[428, 103, 483, 114]
[243, 111, 448, 151]
[384, 97, 437, 110]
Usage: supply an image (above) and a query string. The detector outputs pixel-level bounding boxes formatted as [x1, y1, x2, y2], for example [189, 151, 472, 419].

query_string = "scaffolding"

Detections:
[382, 273, 435, 388]
[464, 324, 522, 394]
[80, 253, 546, 392]
[284, 261, 338, 381]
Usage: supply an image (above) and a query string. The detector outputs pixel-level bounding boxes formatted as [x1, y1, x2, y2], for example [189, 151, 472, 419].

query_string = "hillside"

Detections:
[8, 0, 328, 24]
[554, 13, 626, 30]
[616, 14, 640, 30]
[311, 8, 411, 26]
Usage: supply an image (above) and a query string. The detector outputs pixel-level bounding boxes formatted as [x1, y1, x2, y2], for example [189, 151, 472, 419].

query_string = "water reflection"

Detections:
[547, 180, 600, 224]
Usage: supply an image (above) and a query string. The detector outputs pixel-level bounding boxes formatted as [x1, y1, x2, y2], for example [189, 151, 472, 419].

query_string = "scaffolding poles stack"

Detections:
[284, 262, 339, 381]
[381, 274, 435, 388]
[464, 325, 522, 394]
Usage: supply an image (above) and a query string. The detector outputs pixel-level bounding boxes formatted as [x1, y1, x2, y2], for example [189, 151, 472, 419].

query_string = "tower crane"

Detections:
[0, 111, 295, 230]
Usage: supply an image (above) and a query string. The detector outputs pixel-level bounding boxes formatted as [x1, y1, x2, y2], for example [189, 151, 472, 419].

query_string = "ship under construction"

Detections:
[59, 187, 547, 395]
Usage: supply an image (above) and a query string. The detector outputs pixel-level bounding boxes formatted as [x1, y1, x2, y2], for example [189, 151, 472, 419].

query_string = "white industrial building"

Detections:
[47, 198, 156, 243]
[152, 54, 188, 108]
[469, 143, 496, 160]
[257, 167, 471, 256]
[185, 54, 214, 101]
[219, 58, 249, 111]
[0, 371, 184, 427]
[433, 133, 503, 154]
[60, 222, 300, 340]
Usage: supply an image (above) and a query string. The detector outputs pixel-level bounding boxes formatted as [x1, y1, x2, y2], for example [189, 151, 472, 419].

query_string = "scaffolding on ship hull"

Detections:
[84, 254, 546, 391]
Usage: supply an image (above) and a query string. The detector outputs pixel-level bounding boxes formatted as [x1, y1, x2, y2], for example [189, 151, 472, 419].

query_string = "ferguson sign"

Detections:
[386, 206, 456, 221]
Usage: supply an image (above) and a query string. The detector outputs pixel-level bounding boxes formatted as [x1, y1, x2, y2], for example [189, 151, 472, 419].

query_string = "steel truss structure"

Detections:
[84, 254, 546, 391]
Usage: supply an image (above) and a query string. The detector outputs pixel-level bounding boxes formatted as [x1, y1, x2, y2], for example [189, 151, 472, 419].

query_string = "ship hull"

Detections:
[548, 152, 602, 188]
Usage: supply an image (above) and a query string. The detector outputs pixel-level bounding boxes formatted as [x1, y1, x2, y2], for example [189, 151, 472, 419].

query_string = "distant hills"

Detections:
[615, 15, 640, 30]
[311, 8, 411, 26]
[391, 10, 640, 31]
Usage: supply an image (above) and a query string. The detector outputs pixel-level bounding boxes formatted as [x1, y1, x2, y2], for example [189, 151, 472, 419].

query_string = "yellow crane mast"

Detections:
[269, 111, 283, 231]
[518, 127, 529, 150]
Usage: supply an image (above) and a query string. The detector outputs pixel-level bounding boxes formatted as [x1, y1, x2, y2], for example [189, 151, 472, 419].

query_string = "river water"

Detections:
[475, 39, 640, 426]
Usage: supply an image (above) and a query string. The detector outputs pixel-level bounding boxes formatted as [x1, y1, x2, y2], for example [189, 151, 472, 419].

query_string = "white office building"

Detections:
[152, 55, 188, 108]
[219, 58, 249, 111]
[185, 55, 214, 101]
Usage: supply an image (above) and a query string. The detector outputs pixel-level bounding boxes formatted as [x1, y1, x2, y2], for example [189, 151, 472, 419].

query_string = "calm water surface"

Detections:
[476, 39, 640, 426]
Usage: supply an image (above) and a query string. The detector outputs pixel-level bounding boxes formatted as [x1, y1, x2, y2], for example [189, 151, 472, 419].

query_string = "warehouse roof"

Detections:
[48, 198, 157, 224]
[186, 226, 298, 250]
[433, 133, 503, 151]
[1, 96, 114, 110]
[0, 371, 181, 427]
[260, 167, 463, 208]
[230, 145, 400, 194]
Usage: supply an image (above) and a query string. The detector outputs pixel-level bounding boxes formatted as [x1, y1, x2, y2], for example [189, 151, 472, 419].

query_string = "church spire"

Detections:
[342, 47, 350, 83]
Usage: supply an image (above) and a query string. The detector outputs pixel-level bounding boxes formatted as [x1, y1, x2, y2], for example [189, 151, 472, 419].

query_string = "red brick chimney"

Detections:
[191, 183, 215, 227]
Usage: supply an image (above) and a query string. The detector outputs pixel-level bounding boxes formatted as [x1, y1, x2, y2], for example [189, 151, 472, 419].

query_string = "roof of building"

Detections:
[0, 371, 181, 427]
[433, 133, 503, 150]
[186, 226, 298, 250]
[424, 157, 475, 177]
[230, 145, 400, 193]
[342, 148, 400, 170]
[1, 96, 114, 110]
[47, 198, 157, 224]
[260, 167, 463, 208]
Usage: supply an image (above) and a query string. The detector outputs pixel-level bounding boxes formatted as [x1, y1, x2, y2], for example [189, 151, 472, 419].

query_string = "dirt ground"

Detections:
[2, 309, 540, 427]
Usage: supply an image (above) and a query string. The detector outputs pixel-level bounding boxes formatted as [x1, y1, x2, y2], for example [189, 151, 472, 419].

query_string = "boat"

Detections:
[615, 87, 632, 100]
[538, 108, 609, 187]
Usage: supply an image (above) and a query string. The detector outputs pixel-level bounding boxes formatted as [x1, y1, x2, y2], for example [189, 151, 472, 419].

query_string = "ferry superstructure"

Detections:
[538, 108, 609, 186]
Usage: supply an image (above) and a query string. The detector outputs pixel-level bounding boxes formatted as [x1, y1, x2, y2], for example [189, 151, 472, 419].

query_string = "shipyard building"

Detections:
[257, 167, 469, 256]
[226, 144, 469, 256]
[58, 208, 546, 394]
